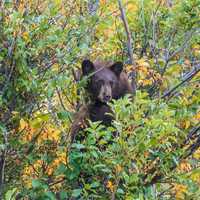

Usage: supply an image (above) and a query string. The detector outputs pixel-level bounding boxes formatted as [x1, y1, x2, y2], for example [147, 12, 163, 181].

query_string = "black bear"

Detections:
[70, 59, 134, 142]
[82, 59, 133, 125]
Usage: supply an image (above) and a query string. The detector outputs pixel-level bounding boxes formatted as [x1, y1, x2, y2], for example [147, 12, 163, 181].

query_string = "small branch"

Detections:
[144, 123, 200, 187]
[117, 0, 136, 94]
[162, 63, 200, 99]
[47, 97, 61, 127]
[56, 87, 67, 111]
[157, 185, 174, 198]
[161, 28, 199, 76]
[25, 124, 46, 155]
[183, 135, 200, 159]
[0, 129, 8, 199]
[183, 122, 200, 146]
[49, 177, 65, 187]
[0, 152, 5, 198]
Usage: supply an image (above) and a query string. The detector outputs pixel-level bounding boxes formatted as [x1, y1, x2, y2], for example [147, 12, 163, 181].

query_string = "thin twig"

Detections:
[144, 122, 200, 186]
[0, 129, 8, 199]
[56, 87, 67, 111]
[162, 63, 200, 99]
[118, 0, 136, 94]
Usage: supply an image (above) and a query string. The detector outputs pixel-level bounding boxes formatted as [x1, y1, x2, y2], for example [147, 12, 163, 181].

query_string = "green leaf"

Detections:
[5, 188, 17, 200]
[32, 179, 43, 188]
[44, 191, 56, 200]
[59, 191, 68, 200]
[57, 111, 71, 120]
[72, 189, 82, 197]
[71, 143, 85, 150]
[55, 163, 67, 175]
[90, 181, 100, 188]
[32, 179, 48, 190]
[117, 188, 124, 194]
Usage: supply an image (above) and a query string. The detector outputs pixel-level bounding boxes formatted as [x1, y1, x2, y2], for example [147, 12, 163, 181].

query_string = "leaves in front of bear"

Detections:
[1, 0, 200, 199]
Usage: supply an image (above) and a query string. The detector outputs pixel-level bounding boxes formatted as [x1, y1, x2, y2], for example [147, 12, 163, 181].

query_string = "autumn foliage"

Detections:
[0, 0, 200, 199]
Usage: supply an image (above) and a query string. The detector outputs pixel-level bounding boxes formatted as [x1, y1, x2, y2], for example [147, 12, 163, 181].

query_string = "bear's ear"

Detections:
[82, 60, 94, 76]
[110, 61, 123, 76]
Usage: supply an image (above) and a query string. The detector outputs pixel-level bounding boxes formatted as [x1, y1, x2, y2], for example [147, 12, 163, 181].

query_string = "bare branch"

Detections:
[144, 122, 200, 187]
[117, 0, 136, 94]
[162, 63, 200, 99]
[0, 129, 8, 198]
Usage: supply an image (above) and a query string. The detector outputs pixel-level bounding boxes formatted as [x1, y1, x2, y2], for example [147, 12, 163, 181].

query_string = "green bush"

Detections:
[0, 0, 199, 199]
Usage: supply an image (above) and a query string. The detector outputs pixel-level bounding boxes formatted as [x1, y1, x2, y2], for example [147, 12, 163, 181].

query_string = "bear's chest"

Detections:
[89, 103, 113, 126]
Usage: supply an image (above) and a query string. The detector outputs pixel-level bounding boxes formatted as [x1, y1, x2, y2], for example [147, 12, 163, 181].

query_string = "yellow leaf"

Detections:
[174, 184, 187, 200]
[139, 79, 152, 86]
[22, 32, 30, 42]
[106, 180, 114, 192]
[192, 44, 200, 49]
[178, 160, 192, 172]
[185, 120, 190, 129]
[52, 63, 59, 72]
[193, 148, 200, 159]
[137, 58, 150, 68]
[19, 119, 27, 131]
[54, 0, 62, 6]
[127, 2, 138, 12]
[31, 24, 37, 29]
[194, 111, 200, 121]
[194, 50, 200, 57]
[190, 171, 200, 184]
[115, 164, 122, 173]
[18, 1, 25, 13]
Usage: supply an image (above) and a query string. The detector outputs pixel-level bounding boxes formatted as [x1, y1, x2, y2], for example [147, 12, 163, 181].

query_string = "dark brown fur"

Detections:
[70, 59, 134, 142]
[83, 60, 133, 102]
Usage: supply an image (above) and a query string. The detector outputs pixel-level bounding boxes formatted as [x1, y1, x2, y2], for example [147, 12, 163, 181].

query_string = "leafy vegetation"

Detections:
[0, 0, 200, 199]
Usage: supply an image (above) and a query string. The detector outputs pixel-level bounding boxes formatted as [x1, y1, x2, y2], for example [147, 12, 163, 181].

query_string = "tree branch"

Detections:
[0, 129, 8, 198]
[144, 123, 200, 186]
[162, 63, 200, 99]
[117, 0, 136, 94]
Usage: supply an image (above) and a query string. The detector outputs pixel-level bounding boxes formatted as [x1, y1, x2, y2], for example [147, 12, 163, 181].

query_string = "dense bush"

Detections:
[0, 0, 200, 199]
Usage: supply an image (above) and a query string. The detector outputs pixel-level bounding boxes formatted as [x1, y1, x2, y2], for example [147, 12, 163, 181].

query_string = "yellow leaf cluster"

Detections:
[22, 159, 43, 187]
[31, 23, 37, 29]
[106, 180, 114, 192]
[194, 111, 200, 121]
[178, 160, 192, 172]
[18, 0, 25, 14]
[22, 151, 67, 186]
[138, 79, 153, 86]
[137, 58, 150, 69]
[100, 0, 107, 4]
[192, 44, 200, 56]
[22, 32, 30, 43]
[179, 120, 190, 130]
[47, 152, 67, 176]
[127, 1, 138, 13]
[193, 147, 200, 159]
[19, 119, 61, 143]
[19, 119, 36, 141]
[54, 0, 62, 6]
[115, 164, 122, 173]
[173, 184, 187, 200]
[190, 171, 200, 184]
[19, 118, 29, 131]
[38, 127, 60, 144]
[136, 58, 162, 87]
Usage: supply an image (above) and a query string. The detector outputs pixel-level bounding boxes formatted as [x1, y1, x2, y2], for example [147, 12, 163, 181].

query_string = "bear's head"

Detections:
[82, 59, 130, 103]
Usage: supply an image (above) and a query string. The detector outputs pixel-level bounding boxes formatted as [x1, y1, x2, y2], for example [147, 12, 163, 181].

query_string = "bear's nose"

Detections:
[104, 95, 111, 102]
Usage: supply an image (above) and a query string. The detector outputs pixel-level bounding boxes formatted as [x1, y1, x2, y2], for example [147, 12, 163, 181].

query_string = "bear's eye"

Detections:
[110, 81, 114, 87]
[96, 80, 104, 86]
